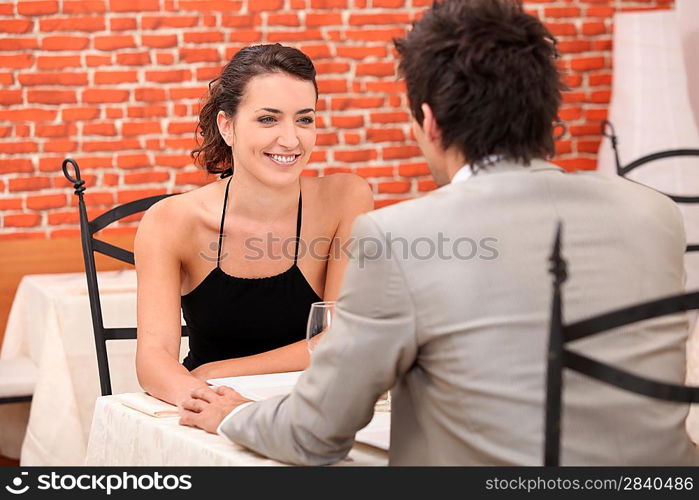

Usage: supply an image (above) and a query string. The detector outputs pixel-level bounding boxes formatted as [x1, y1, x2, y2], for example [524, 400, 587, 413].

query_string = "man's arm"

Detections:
[218, 213, 418, 465]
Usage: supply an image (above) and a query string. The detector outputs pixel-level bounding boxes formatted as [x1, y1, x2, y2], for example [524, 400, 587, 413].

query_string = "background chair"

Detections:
[62, 158, 188, 396]
[603, 120, 699, 252]
[544, 223, 699, 466]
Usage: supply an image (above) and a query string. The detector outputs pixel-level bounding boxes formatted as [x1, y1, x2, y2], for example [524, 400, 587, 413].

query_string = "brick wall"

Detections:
[0, 0, 674, 239]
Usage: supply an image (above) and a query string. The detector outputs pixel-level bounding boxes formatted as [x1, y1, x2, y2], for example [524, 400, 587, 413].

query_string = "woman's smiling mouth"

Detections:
[265, 153, 301, 166]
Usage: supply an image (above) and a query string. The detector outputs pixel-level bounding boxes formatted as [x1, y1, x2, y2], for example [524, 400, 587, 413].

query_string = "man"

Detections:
[179, 0, 699, 465]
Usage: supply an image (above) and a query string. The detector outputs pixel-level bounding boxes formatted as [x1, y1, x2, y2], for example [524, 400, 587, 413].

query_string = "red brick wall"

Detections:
[0, 0, 674, 239]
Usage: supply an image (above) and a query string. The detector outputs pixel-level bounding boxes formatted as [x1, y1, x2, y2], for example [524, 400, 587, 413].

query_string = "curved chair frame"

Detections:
[544, 223, 699, 466]
[603, 120, 699, 252]
[62, 158, 187, 396]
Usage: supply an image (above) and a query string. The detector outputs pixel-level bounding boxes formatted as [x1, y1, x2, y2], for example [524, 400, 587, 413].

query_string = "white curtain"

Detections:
[678, 0, 699, 132]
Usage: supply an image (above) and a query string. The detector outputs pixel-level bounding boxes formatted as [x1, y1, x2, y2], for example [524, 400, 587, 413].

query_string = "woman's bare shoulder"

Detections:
[308, 173, 374, 209]
[136, 181, 222, 250]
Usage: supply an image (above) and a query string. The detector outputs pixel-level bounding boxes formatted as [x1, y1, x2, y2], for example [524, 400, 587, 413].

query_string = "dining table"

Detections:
[85, 393, 388, 466]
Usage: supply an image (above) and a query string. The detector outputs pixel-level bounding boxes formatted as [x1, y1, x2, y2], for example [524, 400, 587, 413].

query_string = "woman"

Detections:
[135, 44, 374, 406]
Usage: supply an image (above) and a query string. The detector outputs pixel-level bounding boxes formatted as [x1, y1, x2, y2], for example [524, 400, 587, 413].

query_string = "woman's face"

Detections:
[218, 72, 317, 187]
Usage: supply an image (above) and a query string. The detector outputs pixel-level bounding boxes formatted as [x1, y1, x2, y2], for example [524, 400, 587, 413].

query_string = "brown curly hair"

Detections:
[394, 0, 564, 168]
[192, 44, 318, 177]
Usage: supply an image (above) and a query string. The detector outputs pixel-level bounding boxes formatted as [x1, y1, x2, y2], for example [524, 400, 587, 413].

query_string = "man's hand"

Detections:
[178, 386, 251, 434]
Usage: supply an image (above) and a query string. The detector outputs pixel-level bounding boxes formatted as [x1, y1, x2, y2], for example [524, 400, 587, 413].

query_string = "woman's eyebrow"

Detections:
[255, 107, 315, 114]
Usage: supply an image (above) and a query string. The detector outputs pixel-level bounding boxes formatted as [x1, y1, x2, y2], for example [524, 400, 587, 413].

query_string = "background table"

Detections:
[86, 395, 388, 466]
[0, 270, 187, 465]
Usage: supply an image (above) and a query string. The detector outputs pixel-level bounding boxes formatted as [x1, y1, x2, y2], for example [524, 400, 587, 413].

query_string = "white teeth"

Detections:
[269, 154, 297, 164]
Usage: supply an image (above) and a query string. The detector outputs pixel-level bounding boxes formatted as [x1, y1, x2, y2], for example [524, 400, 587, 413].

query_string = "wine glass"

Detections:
[306, 301, 391, 412]
[306, 301, 335, 355]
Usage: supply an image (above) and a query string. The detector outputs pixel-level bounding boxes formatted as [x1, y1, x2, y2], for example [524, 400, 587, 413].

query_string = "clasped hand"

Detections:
[178, 386, 251, 434]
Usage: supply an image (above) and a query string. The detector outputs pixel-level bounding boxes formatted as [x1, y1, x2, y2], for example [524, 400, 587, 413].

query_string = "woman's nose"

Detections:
[277, 122, 300, 149]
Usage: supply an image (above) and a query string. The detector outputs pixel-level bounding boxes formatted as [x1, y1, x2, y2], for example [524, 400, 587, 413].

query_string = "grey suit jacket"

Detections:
[221, 159, 699, 465]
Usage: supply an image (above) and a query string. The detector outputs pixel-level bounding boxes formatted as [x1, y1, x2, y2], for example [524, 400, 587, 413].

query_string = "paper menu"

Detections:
[356, 412, 390, 451]
[207, 371, 303, 401]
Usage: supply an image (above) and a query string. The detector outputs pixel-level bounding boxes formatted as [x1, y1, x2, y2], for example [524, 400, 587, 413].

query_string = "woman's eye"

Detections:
[298, 116, 314, 125]
[258, 116, 276, 124]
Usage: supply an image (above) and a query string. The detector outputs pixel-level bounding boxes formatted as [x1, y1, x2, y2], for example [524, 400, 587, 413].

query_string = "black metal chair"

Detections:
[544, 223, 699, 466]
[603, 120, 699, 252]
[62, 158, 188, 396]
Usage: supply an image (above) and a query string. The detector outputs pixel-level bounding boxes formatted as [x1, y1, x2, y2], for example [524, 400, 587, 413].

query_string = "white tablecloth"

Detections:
[0, 271, 187, 465]
[85, 395, 388, 466]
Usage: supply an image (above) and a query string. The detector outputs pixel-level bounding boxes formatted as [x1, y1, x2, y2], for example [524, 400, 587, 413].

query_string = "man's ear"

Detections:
[420, 103, 441, 143]
[216, 110, 234, 146]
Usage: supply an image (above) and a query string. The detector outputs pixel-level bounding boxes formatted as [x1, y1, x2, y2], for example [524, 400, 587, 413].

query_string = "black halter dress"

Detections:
[181, 178, 323, 370]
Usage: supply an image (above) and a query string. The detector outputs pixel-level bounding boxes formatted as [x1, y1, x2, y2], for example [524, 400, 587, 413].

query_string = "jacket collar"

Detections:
[466, 157, 564, 177]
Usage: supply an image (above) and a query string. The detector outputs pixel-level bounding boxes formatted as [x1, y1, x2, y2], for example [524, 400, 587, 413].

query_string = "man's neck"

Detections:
[444, 149, 468, 182]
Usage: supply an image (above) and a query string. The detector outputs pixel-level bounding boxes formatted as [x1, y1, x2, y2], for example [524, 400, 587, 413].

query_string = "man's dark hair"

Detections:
[394, 0, 564, 167]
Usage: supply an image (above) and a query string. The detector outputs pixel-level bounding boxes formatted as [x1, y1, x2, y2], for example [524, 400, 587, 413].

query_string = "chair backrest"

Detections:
[603, 120, 699, 251]
[544, 223, 699, 466]
[62, 158, 188, 396]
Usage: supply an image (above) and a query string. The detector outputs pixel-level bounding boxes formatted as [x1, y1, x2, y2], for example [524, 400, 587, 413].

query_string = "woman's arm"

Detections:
[190, 340, 309, 380]
[135, 199, 208, 405]
[190, 175, 375, 381]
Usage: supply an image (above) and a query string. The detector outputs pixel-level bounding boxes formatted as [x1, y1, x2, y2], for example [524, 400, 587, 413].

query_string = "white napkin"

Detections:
[117, 392, 179, 417]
